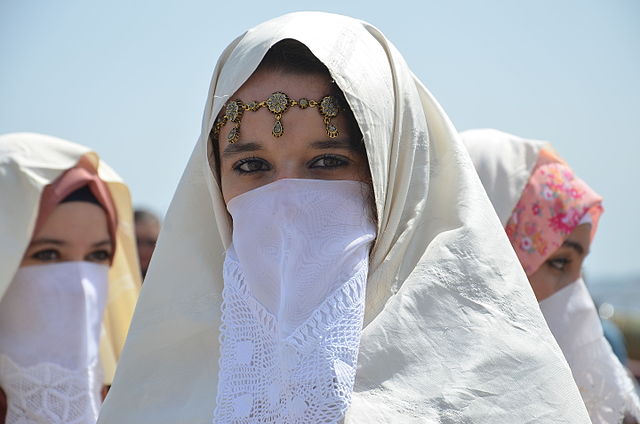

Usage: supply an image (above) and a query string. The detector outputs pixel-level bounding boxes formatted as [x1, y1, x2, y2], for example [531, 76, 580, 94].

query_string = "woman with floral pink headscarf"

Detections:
[462, 128, 640, 424]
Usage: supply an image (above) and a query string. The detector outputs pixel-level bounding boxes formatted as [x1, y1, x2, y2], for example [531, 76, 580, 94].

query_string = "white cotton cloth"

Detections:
[540, 279, 640, 423]
[214, 179, 375, 423]
[0, 262, 109, 424]
[100, 13, 590, 423]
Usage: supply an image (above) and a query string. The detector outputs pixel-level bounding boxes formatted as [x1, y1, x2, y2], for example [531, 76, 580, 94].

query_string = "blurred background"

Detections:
[1, 0, 638, 358]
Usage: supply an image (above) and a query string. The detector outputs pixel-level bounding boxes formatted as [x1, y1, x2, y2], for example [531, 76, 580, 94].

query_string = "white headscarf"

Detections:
[462, 128, 640, 423]
[0, 132, 140, 384]
[99, 13, 590, 423]
[460, 128, 550, 227]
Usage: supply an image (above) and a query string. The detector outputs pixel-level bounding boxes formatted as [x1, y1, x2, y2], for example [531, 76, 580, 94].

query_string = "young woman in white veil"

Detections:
[99, 12, 591, 423]
[462, 128, 640, 424]
[0, 133, 140, 423]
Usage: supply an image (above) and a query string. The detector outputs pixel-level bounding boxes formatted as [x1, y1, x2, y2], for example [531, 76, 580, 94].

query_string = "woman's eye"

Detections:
[31, 249, 60, 262]
[86, 250, 112, 263]
[547, 257, 570, 271]
[233, 158, 271, 174]
[309, 154, 349, 169]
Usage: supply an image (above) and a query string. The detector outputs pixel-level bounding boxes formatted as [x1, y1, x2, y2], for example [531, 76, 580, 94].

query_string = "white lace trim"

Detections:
[568, 337, 640, 424]
[0, 354, 101, 424]
[212, 256, 368, 424]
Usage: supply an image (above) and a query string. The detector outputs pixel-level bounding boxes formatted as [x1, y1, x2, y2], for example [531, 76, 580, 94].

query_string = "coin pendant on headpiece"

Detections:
[319, 96, 339, 117]
[266, 92, 290, 114]
[225, 101, 242, 122]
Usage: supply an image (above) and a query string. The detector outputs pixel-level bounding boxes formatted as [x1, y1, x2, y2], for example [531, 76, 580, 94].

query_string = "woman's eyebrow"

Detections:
[311, 140, 353, 150]
[222, 142, 263, 157]
[92, 240, 112, 248]
[30, 238, 66, 246]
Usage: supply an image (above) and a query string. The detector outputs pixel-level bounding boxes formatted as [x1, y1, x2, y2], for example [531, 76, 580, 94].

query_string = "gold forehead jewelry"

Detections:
[213, 92, 341, 143]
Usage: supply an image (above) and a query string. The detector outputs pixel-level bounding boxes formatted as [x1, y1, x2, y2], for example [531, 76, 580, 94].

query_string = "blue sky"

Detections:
[1, 0, 638, 279]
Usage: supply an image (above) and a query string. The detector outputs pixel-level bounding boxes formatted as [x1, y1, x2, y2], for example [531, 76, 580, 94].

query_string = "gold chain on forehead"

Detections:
[212, 92, 341, 144]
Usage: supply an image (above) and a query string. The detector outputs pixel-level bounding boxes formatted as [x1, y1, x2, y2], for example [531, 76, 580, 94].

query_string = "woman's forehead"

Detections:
[232, 70, 333, 101]
[563, 223, 591, 252]
[39, 202, 109, 232]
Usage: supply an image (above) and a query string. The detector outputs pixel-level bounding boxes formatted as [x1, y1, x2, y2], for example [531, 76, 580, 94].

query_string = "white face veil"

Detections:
[462, 128, 640, 423]
[216, 179, 376, 423]
[0, 261, 109, 423]
[99, 13, 591, 423]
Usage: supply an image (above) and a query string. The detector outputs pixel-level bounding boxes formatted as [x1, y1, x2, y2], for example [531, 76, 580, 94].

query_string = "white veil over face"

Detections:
[99, 13, 590, 423]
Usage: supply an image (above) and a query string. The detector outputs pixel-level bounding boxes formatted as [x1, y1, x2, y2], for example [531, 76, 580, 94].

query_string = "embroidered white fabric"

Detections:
[213, 179, 376, 423]
[539, 278, 640, 423]
[0, 355, 102, 424]
[0, 262, 108, 424]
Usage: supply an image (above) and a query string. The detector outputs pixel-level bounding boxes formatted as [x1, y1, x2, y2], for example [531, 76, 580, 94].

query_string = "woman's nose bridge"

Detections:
[68, 250, 88, 262]
[274, 159, 307, 180]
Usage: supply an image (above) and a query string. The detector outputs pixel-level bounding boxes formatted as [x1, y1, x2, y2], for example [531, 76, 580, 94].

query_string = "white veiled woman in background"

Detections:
[99, 12, 592, 423]
[462, 128, 640, 424]
[0, 133, 140, 423]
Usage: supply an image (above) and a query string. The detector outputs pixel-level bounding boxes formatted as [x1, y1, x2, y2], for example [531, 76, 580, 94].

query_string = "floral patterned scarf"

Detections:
[505, 148, 603, 275]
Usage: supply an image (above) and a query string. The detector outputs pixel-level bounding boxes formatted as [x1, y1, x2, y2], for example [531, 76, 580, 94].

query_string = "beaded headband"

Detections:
[213, 92, 341, 144]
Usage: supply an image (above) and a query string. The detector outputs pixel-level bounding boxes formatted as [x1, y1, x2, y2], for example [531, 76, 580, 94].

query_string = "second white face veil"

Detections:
[0, 262, 108, 424]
